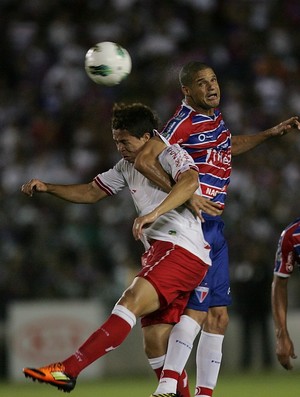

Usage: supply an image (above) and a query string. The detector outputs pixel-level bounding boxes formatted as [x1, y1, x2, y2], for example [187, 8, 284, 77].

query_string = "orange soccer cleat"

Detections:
[23, 362, 76, 393]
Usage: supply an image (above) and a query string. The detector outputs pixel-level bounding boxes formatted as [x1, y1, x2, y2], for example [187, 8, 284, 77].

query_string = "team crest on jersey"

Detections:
[195, 285, 209, 303]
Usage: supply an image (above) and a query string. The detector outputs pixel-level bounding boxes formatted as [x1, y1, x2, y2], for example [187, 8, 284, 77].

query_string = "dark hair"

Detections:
[111, 102, 159, 138]
[179, 61, 212, 87]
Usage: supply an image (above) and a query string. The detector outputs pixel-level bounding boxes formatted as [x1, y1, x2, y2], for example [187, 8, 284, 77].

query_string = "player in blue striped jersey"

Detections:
[272, 217, 300, 370]
[135, 61, 300, 397]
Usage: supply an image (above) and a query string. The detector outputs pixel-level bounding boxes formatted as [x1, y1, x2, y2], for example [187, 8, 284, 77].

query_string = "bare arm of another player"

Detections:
[271, 275, 297, 370]
[132, 168, 198, 240]
[134, 136, 174, 191]
[135, 137, 222, 218]
[21, 179, 107, 203]
[232, 116, 300, 156]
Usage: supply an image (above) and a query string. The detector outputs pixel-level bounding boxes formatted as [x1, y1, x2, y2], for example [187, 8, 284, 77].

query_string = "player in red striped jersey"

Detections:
[272, 217, 300, 370]
[135, 61, 300, 397]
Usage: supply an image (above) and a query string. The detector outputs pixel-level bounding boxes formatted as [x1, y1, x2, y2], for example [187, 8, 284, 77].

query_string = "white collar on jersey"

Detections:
[153, 129, 170, 146]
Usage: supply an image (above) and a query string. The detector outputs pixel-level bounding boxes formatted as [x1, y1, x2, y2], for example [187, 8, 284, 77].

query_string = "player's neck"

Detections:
[184, 98, 215, 116]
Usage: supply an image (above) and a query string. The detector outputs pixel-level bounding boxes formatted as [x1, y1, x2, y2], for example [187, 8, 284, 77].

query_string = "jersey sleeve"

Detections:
[158, 144, 199, 182]
[273, 228, 300, 278]
[93, 160, 126, 195]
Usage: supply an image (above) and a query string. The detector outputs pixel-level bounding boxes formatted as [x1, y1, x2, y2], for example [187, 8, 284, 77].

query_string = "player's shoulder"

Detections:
[284, 217, 300, 233]
[161, 103, 192, 141]
[280, 218, 300, 245]
[167, 102, 192, 124]
[114, 158, 135, 173]
[291, 218, 300, 239]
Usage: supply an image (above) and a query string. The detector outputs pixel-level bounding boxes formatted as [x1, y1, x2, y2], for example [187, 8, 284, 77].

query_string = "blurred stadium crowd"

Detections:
[1, 0, 300, 328]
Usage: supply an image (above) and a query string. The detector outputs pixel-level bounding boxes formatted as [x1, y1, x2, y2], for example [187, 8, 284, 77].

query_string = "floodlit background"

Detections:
[0, 0, 300, 390]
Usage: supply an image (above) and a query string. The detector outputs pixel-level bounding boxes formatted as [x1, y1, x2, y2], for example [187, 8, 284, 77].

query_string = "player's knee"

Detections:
[117, 288, 143, 315]
[117, 280, 160, 316]
[204, 307, 229, 334]
[184, 308, 208, 327]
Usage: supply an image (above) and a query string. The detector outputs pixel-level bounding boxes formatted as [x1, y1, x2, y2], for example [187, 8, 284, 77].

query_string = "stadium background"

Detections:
[0, 0, 300, 391]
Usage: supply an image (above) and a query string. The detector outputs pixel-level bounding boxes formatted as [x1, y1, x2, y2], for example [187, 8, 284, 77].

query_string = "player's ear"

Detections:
[143, 132, 151, 141]
[181, 85, 190, 97]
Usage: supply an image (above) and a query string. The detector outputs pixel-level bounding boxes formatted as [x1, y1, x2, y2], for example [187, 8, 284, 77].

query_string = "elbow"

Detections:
[179, 170, 199, 196]
[191, 179, 199, 194]
[186, 172, 199, 195]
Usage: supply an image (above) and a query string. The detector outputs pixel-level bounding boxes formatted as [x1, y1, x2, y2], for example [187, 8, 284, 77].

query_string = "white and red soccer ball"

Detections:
[85, 41, 132, 86]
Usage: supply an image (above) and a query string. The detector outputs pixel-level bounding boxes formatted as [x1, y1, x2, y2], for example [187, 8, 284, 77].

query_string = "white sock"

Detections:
[155, 315, 201, 395]
[148, 355, 165, 370]
[195, 331, 224, 396]
[111, 304, 136, 328]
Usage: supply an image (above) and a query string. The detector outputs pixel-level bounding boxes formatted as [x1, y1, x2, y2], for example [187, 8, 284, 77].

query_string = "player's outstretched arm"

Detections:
[21, 179, 107, 204]
[271, 275, 297, 370]
[132, 168, 199, 240]
[232, 116, 300, 156]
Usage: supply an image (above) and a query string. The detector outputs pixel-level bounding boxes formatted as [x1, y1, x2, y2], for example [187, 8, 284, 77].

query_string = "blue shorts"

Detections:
[187, 214, 232, 312]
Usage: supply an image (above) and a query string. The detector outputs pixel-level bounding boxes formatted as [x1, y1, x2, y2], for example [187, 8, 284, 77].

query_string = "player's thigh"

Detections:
[117, 277, 160, 317]
[142, 323, 174, 358]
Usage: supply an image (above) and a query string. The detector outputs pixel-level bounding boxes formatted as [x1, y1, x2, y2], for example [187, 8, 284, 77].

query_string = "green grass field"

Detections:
[0, 371, 299, 397]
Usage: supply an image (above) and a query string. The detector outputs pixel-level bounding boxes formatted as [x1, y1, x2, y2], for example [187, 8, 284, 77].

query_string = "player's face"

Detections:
[182, 68, 221, 115]
[112, 129, 150, 163]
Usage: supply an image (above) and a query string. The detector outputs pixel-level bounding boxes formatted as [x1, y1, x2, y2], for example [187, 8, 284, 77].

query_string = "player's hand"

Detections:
[132, 212, 158, 240]
[276, 334, 297, 370]
[186, 194, 223, 222]
[267, 116, 300, 137]
[21, 179, 47, 196]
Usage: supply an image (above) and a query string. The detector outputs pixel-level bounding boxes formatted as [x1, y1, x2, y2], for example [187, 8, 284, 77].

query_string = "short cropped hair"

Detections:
[179, 61, 212, 87]
[112, 102, 159, 139]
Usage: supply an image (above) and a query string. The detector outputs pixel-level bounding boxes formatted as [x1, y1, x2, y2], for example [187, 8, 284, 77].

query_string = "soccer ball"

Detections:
[85, 41, 132, 86]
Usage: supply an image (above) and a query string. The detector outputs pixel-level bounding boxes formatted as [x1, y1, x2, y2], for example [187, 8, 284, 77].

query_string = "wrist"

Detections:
[45, 183, 54, 193]
[262, 129, 273, 139]
[276, 327, 289, 339]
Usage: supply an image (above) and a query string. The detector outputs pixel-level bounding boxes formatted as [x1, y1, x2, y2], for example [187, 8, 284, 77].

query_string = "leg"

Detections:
[152, 309, 207, 396]
[144, 324, 192, 397]
[203, 306, 229, 335]
[23, 240, 208, 393]
[193, 217, 231, 396]
[143, 324, 173, 359]
[143, 295, 198, 397]
[63, 277, 161, 374]
[23, 277, 160, 391]
[195, 306, 228, 397]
